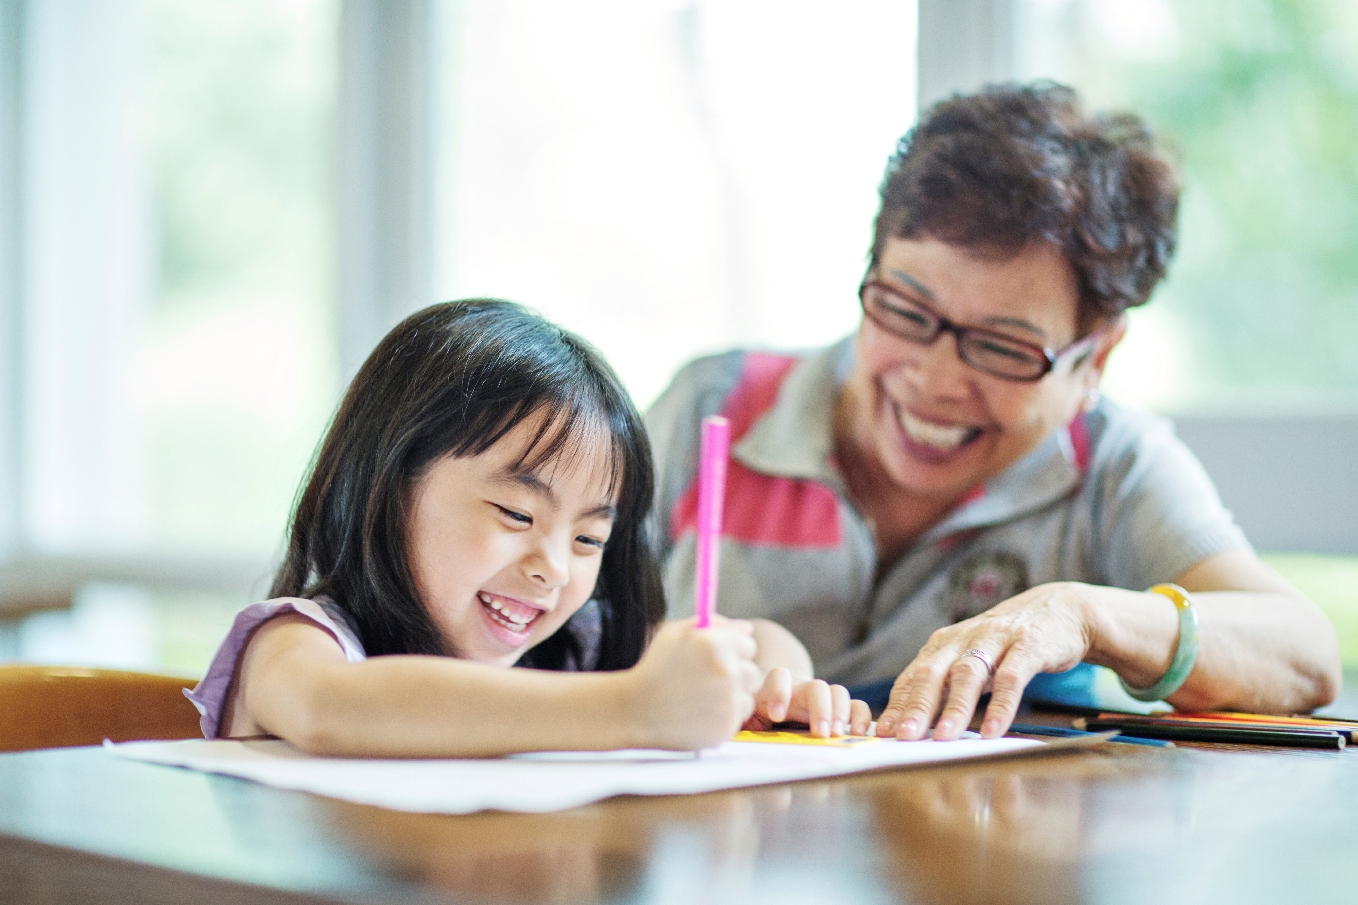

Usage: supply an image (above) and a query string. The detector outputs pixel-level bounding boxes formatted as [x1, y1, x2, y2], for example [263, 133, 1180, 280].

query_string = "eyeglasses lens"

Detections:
[959, 335, 1047, 380]
[862, 283, 1049, 381]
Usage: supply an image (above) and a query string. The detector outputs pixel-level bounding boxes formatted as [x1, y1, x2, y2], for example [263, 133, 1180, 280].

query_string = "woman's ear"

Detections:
[1078, 316, 1127, 412]
[1089, 315, 1128, 378]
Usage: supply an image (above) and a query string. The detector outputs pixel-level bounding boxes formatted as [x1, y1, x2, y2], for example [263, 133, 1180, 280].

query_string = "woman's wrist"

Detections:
[1081, 584, 1182, 689]
[1117, 584, 1199, 702]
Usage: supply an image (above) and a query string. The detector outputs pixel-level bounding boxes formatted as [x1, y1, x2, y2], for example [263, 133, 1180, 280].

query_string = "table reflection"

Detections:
[206, 743, 1358, 905]
[322, 784, 797, 903]
[871, 751, 1166, 905]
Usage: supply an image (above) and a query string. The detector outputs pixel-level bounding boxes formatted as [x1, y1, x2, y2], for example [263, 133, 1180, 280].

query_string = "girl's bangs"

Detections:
[508, 397, 625, 500]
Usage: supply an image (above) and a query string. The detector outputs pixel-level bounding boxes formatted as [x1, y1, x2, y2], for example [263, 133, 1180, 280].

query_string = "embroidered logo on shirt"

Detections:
[947, 551, 1030, 617]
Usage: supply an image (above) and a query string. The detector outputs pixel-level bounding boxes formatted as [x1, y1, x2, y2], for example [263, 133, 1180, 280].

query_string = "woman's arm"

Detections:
[228, 615, 764, 757]
[876, 550, 1342, 741]
[1093, 550, 1341, 713]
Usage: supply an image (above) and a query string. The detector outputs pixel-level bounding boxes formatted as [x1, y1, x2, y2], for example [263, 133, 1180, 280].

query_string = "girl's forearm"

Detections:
[245, 617, 761, 757]
[266, 656, 647, 758]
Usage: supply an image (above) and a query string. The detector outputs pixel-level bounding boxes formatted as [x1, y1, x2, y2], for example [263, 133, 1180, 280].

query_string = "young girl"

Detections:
[189, 300, 869, 756]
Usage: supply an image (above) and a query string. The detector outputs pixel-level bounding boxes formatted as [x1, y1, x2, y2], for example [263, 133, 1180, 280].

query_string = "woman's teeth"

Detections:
[478, 593, 536, 632]
[897, 410, 979, 451]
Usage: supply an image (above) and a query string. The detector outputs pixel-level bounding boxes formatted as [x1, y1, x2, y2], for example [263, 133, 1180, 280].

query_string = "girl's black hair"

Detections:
[270, 299, 665, 671]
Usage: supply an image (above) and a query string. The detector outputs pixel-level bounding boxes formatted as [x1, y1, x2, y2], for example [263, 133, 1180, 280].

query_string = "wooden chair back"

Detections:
[0, 665, 203, 752]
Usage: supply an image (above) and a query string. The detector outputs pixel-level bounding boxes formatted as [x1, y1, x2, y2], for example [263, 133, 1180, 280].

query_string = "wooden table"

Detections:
[4, 715, 1358, 905]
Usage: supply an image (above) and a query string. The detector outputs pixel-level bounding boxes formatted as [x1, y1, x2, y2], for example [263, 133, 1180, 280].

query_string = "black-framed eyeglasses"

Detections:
[858, 280, 1099, 382]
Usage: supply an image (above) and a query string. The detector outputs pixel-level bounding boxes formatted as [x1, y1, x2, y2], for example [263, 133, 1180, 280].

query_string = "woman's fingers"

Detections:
[876, 656, 948, 740]
[978, 644, 1044, 737]
[930, 648, 996, 740]
[875, 584, 1096, 740]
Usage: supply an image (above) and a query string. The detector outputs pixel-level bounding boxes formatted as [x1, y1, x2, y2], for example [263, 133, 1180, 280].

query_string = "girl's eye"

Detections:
[494, 505, 532, 525]
[575, 535, 607, 551]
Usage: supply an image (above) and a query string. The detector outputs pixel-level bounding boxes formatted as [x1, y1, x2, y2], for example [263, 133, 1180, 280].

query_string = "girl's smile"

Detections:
[476, 591, 549, 645]
[406, 412, 618, 667]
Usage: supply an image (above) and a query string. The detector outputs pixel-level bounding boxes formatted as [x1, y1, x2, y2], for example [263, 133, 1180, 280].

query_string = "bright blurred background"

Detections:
[1, 0, 1355, 676]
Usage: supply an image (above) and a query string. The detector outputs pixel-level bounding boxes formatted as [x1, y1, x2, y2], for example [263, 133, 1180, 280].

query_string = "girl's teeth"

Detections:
[478, 593, 534, 627]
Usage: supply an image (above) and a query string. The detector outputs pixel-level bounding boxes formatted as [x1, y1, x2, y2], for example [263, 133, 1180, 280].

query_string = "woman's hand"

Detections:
[875, 582, 1097, 741]
[743, 668, 873, 737]
[627, 616, 764, 750]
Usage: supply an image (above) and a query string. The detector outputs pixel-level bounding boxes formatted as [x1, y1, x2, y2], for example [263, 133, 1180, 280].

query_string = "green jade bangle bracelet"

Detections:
[1119, 583, 1200, 703]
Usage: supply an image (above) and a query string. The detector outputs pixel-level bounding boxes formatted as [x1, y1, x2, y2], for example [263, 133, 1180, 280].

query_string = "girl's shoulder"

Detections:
[185, 596, 367, 739]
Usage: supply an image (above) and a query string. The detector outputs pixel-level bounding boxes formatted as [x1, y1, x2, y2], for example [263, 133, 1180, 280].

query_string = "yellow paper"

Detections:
[733, 730, 880, 747]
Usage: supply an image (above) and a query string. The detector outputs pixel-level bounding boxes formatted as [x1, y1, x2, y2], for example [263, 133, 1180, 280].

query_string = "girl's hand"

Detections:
[875, 582, 1095, 741]
[627, 616, 763, 750]
[743, 668, 872, 737]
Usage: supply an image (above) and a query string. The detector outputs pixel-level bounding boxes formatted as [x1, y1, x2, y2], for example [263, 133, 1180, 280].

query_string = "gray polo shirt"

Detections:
[646, 338, 1249, 687]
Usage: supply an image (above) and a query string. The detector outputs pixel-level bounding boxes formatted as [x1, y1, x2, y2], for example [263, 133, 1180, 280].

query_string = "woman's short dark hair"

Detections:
[871, 81, 1180, 328]
[271, 299, 665, 671]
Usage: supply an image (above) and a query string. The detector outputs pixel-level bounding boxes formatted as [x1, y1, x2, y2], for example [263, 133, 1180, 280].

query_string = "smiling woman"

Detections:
[646, 82, 1342, 740]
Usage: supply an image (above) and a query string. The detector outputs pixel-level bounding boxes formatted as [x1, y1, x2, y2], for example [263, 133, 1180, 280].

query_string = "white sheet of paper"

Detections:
[106, 734, 1046, 815]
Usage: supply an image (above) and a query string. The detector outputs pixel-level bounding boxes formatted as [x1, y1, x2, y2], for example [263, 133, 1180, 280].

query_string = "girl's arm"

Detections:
[750, 619, 813, 680]
[745, 618, 872, 737]
[227, 615, 764, 757]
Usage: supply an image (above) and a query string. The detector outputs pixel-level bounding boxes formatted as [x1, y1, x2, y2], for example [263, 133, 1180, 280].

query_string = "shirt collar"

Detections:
[733, 338, 854, 492]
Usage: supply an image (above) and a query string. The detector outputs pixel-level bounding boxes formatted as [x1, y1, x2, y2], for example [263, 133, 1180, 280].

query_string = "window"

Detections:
[19, 0, 338, 561]
[432, 0, 919, 409]
[2, 0, 338, 669]
[1012, 0, 1358, 412]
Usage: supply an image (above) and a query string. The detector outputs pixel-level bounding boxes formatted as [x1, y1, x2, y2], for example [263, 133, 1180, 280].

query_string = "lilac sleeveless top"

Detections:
[185, 597, 604, 739]
[184, 597, 365, 739]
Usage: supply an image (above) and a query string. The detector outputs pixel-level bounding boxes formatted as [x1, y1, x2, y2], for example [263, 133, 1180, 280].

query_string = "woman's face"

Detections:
[405, 414, 617, 666]
[839, 235, 1119, 505]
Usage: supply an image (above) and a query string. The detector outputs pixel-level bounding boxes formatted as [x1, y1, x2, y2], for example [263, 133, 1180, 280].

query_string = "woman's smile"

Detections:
[891, 400, 986, 460]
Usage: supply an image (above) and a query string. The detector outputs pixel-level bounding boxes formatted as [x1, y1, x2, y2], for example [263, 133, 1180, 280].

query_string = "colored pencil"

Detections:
[1092, 711, 1358, 743]
[693, 415, 730, 628]
[1008, 723, 1174, 748]
[1074, 718, 1346, 749]
[1169, 711, 1358, 740]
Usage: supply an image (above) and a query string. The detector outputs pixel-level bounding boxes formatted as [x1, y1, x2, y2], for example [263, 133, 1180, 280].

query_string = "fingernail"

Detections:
[900, 719, 917, 739]
[833, 720, 845, 736]
[935, 719, 953, 737]
[817, 719, 831, 737]
[981, 720, 1000, 737]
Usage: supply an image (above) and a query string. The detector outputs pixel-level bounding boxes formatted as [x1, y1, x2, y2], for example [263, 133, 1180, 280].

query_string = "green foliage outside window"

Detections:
[1078, 0, 1358, 406]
